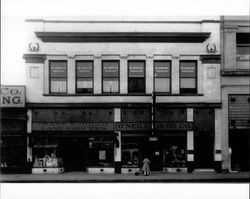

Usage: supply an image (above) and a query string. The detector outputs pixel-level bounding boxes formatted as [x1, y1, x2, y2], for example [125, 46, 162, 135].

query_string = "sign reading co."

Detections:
[0, 86, 25, 107]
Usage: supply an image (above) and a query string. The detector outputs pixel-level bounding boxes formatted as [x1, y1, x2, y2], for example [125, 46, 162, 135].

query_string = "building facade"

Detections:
[220, 16, 250, 172]
[22, 17, 223, 174]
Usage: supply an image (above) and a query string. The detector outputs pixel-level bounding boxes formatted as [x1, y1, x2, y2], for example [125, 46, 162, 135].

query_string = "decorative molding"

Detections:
[223, 26, 238, 34]
[206, 43, 217, 54]
[23, 54, 46, 63]
[146, 55, 154, 59]
[94, 54, 102, 59]
[35, 32, 211, 43]
[67, 54, 76, 59]
[120, 54, 128, 59]
[200, 55, 221, 64]
[171, 54, 180, 59]
[28, 42, 40, 52]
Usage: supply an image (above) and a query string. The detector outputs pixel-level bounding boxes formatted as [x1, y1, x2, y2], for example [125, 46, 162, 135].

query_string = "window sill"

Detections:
[156, 93, 203, 96]
[43, 93, 152, 96]
[221, 70, 250, 76]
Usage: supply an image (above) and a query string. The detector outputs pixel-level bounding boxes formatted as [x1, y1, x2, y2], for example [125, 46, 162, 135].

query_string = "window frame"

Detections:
[153, 60, 172, 94]
[75, 60, 94, 94]
[49, 60, 68, 94]
[179, 60, 197, 94]
[101, 60, 120, 94]
[127, 60, 146, 94]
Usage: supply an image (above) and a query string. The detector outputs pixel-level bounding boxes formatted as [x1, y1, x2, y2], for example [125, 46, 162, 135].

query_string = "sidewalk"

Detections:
[1, 171, 249, 182]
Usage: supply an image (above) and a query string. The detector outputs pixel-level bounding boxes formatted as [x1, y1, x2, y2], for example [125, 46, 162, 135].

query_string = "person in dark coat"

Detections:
[142, 157, 151, 176]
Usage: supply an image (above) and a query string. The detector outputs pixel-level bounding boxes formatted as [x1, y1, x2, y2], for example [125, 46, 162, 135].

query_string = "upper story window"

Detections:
[154, 60, 171, 93]
[49, 60, 67, 94]
[236, 33, 250, 70]
[128, 60, 145, 93]
[76, 61, 93, 93]
[180, 61, 197, 94]
[102, 60, 119, 93]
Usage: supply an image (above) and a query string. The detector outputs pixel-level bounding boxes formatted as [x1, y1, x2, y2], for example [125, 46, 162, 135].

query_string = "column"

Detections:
[187, 108, 194, 172]
[197, 60, 203, 94]
[120, 55, 128, 94]
[43, 58, 49, 94]
[146, 55, 154, 94]
[94, 55, 102, 94]
[214, 108, 222, 172]
[114, 108, 121, 173]
[172, 55, 180, 94]
[223, 27, 237, 71]
[67, 54, 76, 94]
[27, 109, 32, 161]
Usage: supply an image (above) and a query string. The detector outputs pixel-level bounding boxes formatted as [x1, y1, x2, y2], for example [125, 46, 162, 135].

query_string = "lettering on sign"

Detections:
[32, 123, 114, 131]
[156, 123, 193, 130]
[76, 62, 93, 77]
[0, 86, 25, 107]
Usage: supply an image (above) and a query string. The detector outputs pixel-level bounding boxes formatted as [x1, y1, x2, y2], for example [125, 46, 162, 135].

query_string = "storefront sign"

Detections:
[76, 62, 93, 77]
[32, 123, 114, 131]
[156, 123, 193, 130]
[0, 86, 25, 107]
[116, 123, 151, 131]
[115, 122, 193, 131]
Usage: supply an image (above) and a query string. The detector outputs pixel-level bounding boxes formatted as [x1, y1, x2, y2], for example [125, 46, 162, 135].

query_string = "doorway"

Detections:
[58, 138, 88, 171]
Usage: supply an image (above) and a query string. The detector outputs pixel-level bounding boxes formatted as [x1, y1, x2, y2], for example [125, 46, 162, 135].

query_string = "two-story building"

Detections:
[220, 16, 250, 172]
[23, 17, 222, 174]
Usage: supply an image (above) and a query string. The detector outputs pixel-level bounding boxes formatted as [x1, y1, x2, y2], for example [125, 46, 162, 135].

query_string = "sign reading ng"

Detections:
[0, 86, 25, 107]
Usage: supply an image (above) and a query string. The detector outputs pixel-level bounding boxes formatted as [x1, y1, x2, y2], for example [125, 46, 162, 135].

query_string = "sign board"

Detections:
[116, 122, 193, 131]
[0, 86, 25, 107]
[180, 62, 196, 77]
[129, 62, 145, 77]
[76, 62, 93, 77]
[32, 123, 114, 131]
[154, 62, 171, 77]
[103, 62, 119, 77]
[50, 61, 67, 77]
[156, 123, 193, 130]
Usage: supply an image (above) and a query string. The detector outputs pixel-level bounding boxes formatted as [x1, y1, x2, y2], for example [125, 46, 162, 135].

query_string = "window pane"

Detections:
[237, 46, 250, 70]
[154, 61, 171, 77]
[51, 79, 67, 93]
[155, 78, 170, 92]
[103, 78, 119, 93]
[128, 61, 145, 77]
[180, 61, 196, 77]
[103, 61, 119, 77]
[180, 78, 195, 88]
[50, 61, 67, 77]
[128, 78, 145, 93]
[76, 61, 93, 78]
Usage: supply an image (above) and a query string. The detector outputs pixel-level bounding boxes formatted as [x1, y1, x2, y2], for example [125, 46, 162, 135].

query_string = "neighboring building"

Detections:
[0, 85, 27, 173]
[22, 17, 222, 174]
[220, 16, 250, 172]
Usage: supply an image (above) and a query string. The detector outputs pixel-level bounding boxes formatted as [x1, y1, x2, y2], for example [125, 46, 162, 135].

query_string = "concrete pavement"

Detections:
[0, 171, 249, 182]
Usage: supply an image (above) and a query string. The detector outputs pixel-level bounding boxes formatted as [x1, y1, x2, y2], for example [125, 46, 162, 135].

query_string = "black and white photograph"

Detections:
[1, 0, 249, 199]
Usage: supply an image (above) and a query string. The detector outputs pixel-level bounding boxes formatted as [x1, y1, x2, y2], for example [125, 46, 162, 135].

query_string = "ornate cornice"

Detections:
[23, 54, 46, 63]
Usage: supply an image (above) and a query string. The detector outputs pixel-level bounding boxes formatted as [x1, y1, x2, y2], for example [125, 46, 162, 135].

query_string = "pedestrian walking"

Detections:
[142, 157, 151, 176]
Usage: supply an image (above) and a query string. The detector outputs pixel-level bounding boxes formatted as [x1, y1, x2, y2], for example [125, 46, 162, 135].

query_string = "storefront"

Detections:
[28, 107, 116, 174]
[228, 94, 250, 171]
[0, 85, 27, 173]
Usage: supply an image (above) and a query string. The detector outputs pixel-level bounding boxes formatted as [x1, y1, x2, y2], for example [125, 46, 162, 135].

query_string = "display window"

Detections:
[88, 138, 114, 167]
[121, 143, 140, 168]
[32, 137, 63, 168]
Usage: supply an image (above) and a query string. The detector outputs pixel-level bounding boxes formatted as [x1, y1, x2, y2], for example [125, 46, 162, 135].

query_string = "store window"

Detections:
[88, 138, 114, 167]
[154, 61, 171, 93]
[102, 60, 119, 93]
[49, 60, 67, 93]
[122, 144, 139, 168]
[76, 61, 94, 93]
[32, 137, 63, 168]
[128, 61, 145, 93]
[180, 61, 197, 94]
[236, 33, 250, 70]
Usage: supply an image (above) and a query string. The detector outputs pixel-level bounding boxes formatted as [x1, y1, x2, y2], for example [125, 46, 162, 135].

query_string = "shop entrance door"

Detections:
[142, 141, 163, 171]
[59, 138, 88, 172]
[194, 135, 214, 168]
